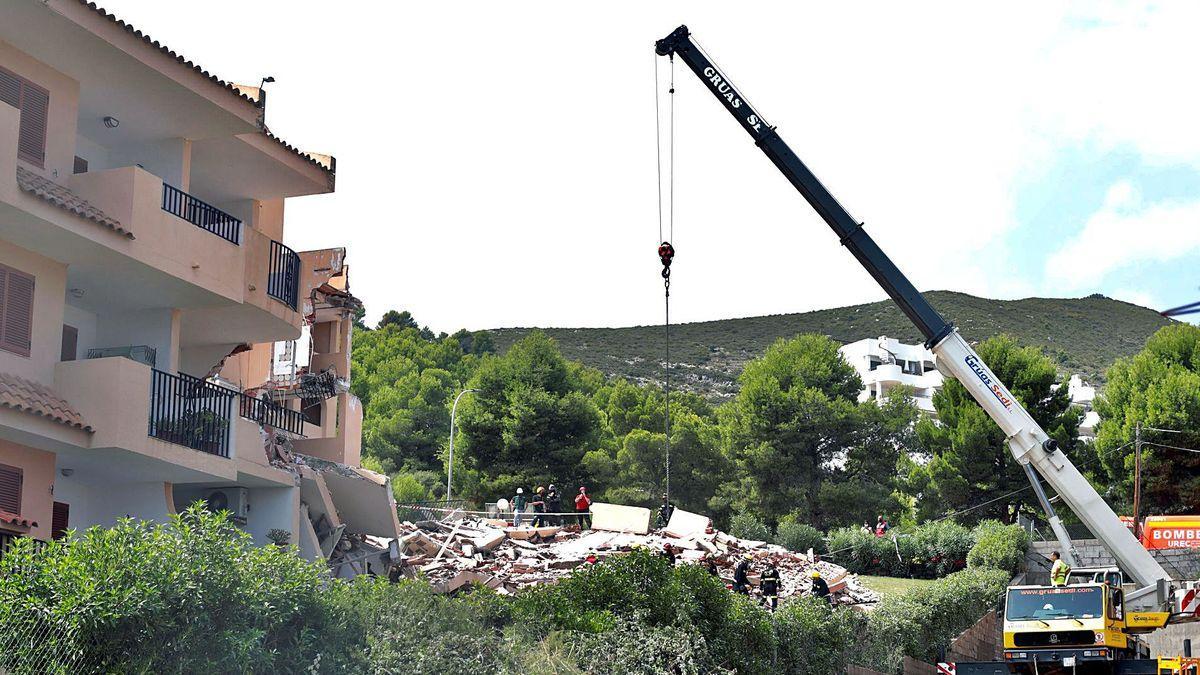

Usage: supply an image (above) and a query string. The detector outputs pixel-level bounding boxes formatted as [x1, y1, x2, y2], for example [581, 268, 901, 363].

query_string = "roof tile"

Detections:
[0, 371, 93, 432]
[16, 166, 132, 238]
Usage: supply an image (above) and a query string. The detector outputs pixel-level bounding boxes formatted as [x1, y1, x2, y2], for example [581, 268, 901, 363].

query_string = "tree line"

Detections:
[352, 310, 1200, 529]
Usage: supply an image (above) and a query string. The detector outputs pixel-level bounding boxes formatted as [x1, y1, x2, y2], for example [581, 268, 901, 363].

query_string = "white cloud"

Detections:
[1109, 288, 1157, 309]
[1045, 184, 1200, 289]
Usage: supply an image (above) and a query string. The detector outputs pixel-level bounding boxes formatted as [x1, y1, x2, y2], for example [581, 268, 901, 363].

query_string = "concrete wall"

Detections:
[1028, 539, 1200, 584]
[243, 486, 299, 547]
[291, 392, 362, 466]
[94, 307, 179, 372]
[0, 239, 68, 386]
[0, 38, 81, 181]
[0, 438, 55, 540]
[54, 476, 173, 530]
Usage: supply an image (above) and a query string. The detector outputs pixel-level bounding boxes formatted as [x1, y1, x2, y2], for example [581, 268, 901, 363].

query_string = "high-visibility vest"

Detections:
[1051, 559, 1071, 586]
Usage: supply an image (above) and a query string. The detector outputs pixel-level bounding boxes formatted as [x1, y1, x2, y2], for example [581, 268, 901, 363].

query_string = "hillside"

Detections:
[489, 292, 1172, 399]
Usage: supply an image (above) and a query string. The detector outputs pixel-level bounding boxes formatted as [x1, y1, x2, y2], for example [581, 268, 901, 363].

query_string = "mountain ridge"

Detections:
[488, 291, 1172, 398]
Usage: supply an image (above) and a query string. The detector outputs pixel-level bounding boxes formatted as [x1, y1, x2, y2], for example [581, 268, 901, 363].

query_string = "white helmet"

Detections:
[516, 487, 524, 494]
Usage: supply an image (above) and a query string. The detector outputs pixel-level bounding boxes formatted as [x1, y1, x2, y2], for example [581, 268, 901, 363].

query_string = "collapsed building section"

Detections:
[392, 503, 880, 605]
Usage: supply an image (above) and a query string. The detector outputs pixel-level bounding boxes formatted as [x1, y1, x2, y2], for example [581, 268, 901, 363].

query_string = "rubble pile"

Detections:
[393, 504, 879, 606]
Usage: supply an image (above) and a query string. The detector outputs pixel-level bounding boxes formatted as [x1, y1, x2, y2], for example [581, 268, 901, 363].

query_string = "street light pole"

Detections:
[446, 388, 479, 504]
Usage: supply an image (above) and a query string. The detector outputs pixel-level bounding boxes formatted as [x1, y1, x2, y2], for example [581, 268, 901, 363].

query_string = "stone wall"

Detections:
[1026, 539, 1200, 584]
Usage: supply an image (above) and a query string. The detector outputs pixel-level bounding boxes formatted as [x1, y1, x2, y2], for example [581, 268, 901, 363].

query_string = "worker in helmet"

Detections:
[1049, 551, 1071, 587]
[811, 569, 830, 603]
[531, 486, 547, 527]
[512, 487, 527, 527]
[760, 562, 781, 611]
[661, 542, 676, 566]
[657, 493, 675, 528]
[733, 553, 753, 595]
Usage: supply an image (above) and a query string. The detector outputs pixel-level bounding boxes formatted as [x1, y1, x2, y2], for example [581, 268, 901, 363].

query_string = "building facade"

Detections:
[838, 335, 944, 415]
[0, 0, 398, 574]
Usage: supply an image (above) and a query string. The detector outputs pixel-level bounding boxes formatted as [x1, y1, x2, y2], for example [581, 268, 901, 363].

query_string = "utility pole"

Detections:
[446, 388, 479, 504]
[1133, 422, 1142, 541]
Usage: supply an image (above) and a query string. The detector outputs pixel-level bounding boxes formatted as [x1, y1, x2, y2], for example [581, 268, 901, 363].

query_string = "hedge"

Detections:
[967, 520, 1031, 575]
[826, 518, 1027, 579]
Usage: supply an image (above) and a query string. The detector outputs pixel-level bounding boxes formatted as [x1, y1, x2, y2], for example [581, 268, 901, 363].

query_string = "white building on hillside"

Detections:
[1066, 374, 1100, 439]
[838, 336, 944, 415]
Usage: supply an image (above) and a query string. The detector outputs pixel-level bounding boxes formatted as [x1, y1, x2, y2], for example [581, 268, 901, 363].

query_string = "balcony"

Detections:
[86, 345, 157, 368]
[161, 183, 242, 245]
[267, 240, 300, 310]
[238, 391, 306, 437]
[148, 369, 236, 458]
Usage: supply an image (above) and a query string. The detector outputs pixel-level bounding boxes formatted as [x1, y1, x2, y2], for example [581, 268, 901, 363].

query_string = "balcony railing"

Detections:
[148, 369, 235, 457]
[238, 392, 306, 437]
[267, 240, 300, 310]
[86, 345, 157, 368]
[161, 183, 241, 245]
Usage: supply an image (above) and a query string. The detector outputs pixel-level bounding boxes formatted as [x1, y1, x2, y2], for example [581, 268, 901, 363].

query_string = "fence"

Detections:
[85, 345, 156, 368]
[161, 183, 241, 245]
[237, 392, 306, 437]
[267, 239, 300, 310]
[396, 500, 468, 524]
[148, 369, 235, 457]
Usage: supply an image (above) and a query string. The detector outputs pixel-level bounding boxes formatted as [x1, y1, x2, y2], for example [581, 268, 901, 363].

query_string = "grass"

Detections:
[858, 575, 937, 599]
[489, 291, 1172, 399]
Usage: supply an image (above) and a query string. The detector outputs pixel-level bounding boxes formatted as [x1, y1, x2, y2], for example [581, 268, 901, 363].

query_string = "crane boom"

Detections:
[654, 25, 1178, 602]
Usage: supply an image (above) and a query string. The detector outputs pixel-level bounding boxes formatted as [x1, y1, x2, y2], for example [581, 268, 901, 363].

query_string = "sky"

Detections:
[103, 1, 1200, 332]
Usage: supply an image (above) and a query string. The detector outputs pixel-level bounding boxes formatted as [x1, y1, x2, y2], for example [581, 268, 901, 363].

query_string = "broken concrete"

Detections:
[396, 512, 880, 607]
[590, 502, 652, 534]
[664, 507, 710, 539]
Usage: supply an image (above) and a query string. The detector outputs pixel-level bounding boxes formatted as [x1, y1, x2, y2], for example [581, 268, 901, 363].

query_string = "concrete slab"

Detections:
[665, 508, 710, 538]
[471, 528, 506, 551]
[590, 502, 652, 535]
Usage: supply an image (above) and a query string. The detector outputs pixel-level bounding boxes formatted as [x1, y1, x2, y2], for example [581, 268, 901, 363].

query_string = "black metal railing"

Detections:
[161, 183, 241, 245]
[267, 240, 300, 310]
[148, 369, 235, 457]
[238, 392, 306, 437]
[86, 345, 157, 368]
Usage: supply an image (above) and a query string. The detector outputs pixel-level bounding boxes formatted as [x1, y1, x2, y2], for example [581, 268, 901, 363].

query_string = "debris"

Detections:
[397, 509, 880, 607]
[590, 502, 653, 534]
[664, 507, 709, 538]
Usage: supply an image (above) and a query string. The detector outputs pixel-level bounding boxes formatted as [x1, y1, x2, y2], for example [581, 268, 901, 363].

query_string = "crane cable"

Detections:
[655, 53, 676, 504]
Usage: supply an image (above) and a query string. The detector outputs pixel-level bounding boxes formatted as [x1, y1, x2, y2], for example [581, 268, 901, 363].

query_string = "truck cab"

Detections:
[1003, 572, 1149, 673]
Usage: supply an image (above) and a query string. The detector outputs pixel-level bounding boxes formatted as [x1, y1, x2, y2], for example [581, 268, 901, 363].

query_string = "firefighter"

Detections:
[760, 562, 781, 611]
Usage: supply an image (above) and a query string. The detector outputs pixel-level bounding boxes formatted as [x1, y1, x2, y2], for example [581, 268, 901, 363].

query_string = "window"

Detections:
[51, 501, 69, 540]
[61, 324, 77, 361]
[0, 67, 50, 168]
[0, 463, 21, 515]
[73, 156, 88, 174]
[0, 264, 35, 357]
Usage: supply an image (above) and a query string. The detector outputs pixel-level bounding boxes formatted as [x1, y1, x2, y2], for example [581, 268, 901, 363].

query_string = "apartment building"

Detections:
[838, 335, 944, 415]
[0, 0, 398, 574]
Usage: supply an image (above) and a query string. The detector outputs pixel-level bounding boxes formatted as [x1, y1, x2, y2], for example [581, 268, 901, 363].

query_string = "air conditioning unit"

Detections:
[205, 487, 250, 524]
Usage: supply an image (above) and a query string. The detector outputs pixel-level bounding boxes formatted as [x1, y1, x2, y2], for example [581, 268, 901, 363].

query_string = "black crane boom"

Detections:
[655, 25, 954, 347]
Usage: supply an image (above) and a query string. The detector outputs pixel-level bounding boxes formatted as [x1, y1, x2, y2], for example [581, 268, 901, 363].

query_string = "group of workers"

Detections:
[511, 485, 593, 528]
[664, 548, 830, 611]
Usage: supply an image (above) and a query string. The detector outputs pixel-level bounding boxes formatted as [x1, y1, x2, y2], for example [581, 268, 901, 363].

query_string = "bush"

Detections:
[827, 520, 974, 578]
[774, 515, 824, 554]
[0, 506, 366, 673]
[855, 567, 1009, 673]
[967, 520, 1030, 575]
[774, 597, 864, 674]
[728, 511, 771, 542]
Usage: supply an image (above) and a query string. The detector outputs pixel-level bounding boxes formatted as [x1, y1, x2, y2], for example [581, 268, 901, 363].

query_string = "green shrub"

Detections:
[827, 520, 973, 578]
[967, 519, 1030, 575]
[773, 597, 864, 674]
[728, 511, 770, 542]
[0, 505, 366, 673]
[856, 567, 1009, 673]
[566, 615, 714, 675]
[774, 515, 824, 553]
[907, 520, 973, 578]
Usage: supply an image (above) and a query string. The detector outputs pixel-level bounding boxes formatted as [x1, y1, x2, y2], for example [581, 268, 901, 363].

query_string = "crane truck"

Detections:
[654, 25, 1200, 675]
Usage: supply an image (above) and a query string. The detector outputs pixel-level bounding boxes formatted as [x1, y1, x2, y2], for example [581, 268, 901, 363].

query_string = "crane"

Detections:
[654, 24, 1199, 674]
